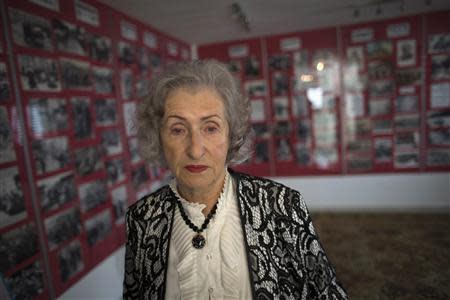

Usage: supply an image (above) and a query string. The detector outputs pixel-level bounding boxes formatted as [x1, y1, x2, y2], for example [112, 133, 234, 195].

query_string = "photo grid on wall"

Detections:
[0, 0, 190, 298]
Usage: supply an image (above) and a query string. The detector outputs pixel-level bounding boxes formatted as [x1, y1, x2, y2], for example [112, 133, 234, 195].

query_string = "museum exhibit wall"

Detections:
[0, 0, 190, 298]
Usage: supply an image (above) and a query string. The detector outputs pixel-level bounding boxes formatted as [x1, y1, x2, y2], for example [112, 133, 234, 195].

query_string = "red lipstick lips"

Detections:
[185, 165, 207, 173]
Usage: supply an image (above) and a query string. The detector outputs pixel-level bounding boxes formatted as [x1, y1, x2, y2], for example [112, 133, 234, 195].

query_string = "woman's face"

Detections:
[160, 86, 229, 197]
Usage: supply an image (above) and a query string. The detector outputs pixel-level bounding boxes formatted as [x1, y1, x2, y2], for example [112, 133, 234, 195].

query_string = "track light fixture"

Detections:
[231, 2, 250, 32]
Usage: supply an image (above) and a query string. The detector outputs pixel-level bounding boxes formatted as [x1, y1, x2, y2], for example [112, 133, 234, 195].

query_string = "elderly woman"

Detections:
[123, 60, 347, 299]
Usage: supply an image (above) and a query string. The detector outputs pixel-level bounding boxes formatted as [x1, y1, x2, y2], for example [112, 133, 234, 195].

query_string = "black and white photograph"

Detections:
[84, 209, 112, 247]
[244, 80, 267, 97]
[0, 62, 10, 102]
[137, 47, 150, 72]
[4, 260, 44, 300]
[372, 119, 393, 135]
[293, 49, 309, 72]
[291, 94, 308, 117]
[131, 165, 149, 190]
[369, 80, 395, 98]
[38, 171, 77, 213]
[347, 139, 372, 153]
[18, 55, 60, 91]
[294, 143, 311, 166]
[427, 110, 450, 128]
[252, 123, 270, 139]
[431, 82, 450, 108]
[343, 67, 367, 92]
[227, 60, 241, 74]
[313, 111, 336, 131]
[395, 95, 419, 113]
[60, 58, 91, 90]
[90, 34, 112, 63]
[92, 67, 114, 94]
[296, 120, 311, 143]
[95, 98, 117, 126]
[0, 106, 16, 164]
[0, 222, 38, 273]
[374, 138, 393, 162]
[9, 8, 53, 51]
[58, 239, 84, 282]
[276, 138, 293, 161]
[427, 149, 450, 166]
[428, 33, 450, 54]
[368, 60, 393, 80]
[269, 54, 290, 71]
[32, 136, 70, 175]
[101, 129, 123, 156]
[124, 102, 137, 136]
[395, 114, 420, 131]
[314, 147, 338, 168]
[149, 52, 163, 71]
[78, 180, 108, 212]
[72, 97, 93, 139]
[395, 131, 419, 150]
[53, 19, 89, 56]
[250, 99, 266, 122]
[254, 140, 269, 163]
[317, 63, 339, 92]
[118, 41, 136, 65]
[272, 96, 289, 120]
[28, 97, 68, 136]
[345, 93, 364, 117]
[120, 69, 133, 100]
[369, 98, 391, 116]
[45, 206, 82, 250]
[111, 185, 127, 224]
[128, 137, 142, 164]
[366, 40, 393, 59]
[347, 156, 373, 172]
[395, 68, 422, 86]
[431, 54, 450, 80]
[135, 76, 151, 99]
[394, 152, 419, 168]
[397, 39, 416, 67]
[105, 157, 125, 186]
[346, 46, 364, 70]
[74, 146, 103, 176]
[243, 56, 261, 77]
[346, 118, 371, 136]
[314, 130, 336, 147]
[273, 121, 292, 136]
[0, 167, 26, 229]
[428, 129, 450, 146]
[272, 72, 289, 96]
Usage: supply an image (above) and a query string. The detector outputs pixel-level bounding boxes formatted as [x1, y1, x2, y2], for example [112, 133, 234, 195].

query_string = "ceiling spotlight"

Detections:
[353, 8, 360, 17]
[375, 5, 382, 15]
[230, 2, 250, 32]
[425, 0, 432, 6]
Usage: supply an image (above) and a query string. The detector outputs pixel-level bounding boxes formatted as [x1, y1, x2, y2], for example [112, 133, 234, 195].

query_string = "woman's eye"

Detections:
[205, 126, 219, 134]
[170, 127, 185, 135]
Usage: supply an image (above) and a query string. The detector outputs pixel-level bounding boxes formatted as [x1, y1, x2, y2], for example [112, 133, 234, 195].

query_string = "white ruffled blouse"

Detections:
[165, 172, 252, 299]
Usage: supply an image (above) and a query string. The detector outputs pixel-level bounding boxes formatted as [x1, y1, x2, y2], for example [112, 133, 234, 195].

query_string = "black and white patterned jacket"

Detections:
[123, 170, 348, 299]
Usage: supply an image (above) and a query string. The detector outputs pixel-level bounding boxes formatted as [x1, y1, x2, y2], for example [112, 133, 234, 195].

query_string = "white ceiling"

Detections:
[99, 0, 450, 45]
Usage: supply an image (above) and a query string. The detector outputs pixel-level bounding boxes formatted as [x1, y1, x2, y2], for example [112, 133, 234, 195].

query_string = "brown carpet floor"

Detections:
[311, 212, 450, 300]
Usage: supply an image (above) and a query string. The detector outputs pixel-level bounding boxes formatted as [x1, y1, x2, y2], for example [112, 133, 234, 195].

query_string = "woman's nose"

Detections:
[187, 131, 205, 159]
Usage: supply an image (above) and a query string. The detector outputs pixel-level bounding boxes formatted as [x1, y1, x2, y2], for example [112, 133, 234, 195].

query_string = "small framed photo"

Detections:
[427, 149, 450, 166]
[250, 99, 266, 122]
[90, 34, 112, 63]
[428, 33, 450, 54]
[374, 138, 393, 162]
[395, 131, 419, 150]
[272, 72, 289, 96]
[118, 41, 136, 65]
[372, 119, 392, 135]
[28, 98, 68, 136]
[294, 143, 311, 166]
[4, 260, 44, 300]
[37, 171, 77, 213]
[346, 46, 364, 70]
[291, 94, 308, 117]
[314, 147, 338, 168]
[431, 54, 450, 80]
[345, 93, 364, 117]
[105, 157, 126, 186]
[45, 207, 82, 250]
[0, 62, 11, 102]
[94, 98, 117, 126]
[366, 40, 393, 59]
[53, 19, 89, 56]
[394, 114, 420, 131]
[0, 167, 26, 229]
[276, 138, 293, 161]
[368, 60, 393, 80]
[252, 123, 270, 139]
[74, 146, 104, 176]
[84, 209, 112, 247]
[0, 223, 38, 272]
[111, 185, 127, 224]
[254, 140, 269, 163]
[58, 239, 84, 282]
[100, 129, 123, 156]
[78, 180, 108, 213]
[397, 39, 416, 67]
[60, 58, 91, 90]
[427, 110, 450, 128]
[92, 67, 114, 94]
[395, 95, 418, 113]
[243, 56, 261, 77]
[132, 165, 149, 191]
[272, 96, 289, 120]
[394, 152, 419, 168]
[71, 97, 93, 140]
[268, 54, 291, 71]
[18, 55, 61, 92]
[369, 98, 391, 116]
[244, 80, 266, 98]
[428, 129, 450, 146]
[0, 107, 16, 164]
[32, 136, 70, 175]
[120, 69, 133, 100]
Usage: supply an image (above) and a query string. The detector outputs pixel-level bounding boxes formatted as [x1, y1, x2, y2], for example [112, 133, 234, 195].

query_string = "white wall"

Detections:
[59, 172, 450, 299]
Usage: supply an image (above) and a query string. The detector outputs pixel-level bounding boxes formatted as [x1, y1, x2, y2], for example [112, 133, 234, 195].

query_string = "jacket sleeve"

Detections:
[123, 208, 141, 299]
[288, 190, 348, 299]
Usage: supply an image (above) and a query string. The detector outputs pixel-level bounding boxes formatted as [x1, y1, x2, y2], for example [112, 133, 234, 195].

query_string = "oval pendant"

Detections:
[192, 234, 206, 249]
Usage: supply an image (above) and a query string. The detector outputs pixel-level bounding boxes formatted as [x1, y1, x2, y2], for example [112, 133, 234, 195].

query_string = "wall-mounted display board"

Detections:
[199, 10, 450, 177]
[0, 0, 190, 298]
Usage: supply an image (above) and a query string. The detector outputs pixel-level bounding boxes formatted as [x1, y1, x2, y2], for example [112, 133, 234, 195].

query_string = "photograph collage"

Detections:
[0, 0, 190, 298]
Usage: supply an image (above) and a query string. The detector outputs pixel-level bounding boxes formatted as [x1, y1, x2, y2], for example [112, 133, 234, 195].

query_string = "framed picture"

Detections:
[71, 97, 93, 140]
[0, 166, 27, 229]
[58, 239, 84, 282]
[84, 209, 112, 247]
[9, 8, 52, 51]
[78, 180, 108, 213]
[397, 39, 416, 67]
[28, 98, 68, 136]
[32, 136, 70, 175]
[18, 55, 60, 92]
[60, 58, 91, 90]
[74, 146, 103, 176]
[0, 107, 16, 164]
[53, 19, 89, 56]
[45, 207, 82, 250]
[37, 171, 77, 213]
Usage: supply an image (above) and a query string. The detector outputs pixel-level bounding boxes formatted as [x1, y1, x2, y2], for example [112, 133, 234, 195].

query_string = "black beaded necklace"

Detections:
[176, 199, 219, 249]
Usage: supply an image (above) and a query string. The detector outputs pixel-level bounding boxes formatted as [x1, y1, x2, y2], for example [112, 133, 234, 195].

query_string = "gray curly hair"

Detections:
[136, 59, 252, 167]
